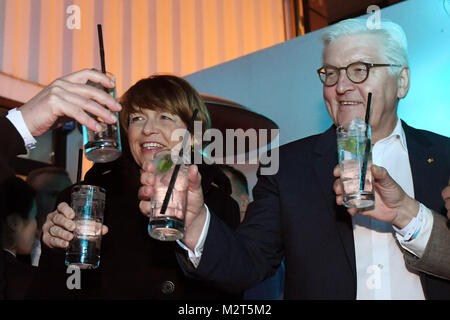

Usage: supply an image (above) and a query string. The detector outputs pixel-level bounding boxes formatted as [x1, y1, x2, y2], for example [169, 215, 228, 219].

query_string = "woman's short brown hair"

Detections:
[119, 75, 211, 134]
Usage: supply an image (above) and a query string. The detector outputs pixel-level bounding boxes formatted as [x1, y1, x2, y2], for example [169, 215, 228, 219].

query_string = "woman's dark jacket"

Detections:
[28, 149, 241, 300]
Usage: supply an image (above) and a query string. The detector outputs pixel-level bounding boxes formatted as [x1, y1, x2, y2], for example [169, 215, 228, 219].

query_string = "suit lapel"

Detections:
[312, 126, 357, 281]
[402, 121, 435, 206]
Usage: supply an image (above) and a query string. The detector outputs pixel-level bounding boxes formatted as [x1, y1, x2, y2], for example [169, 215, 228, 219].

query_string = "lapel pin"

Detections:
[427, 157, 434, 164]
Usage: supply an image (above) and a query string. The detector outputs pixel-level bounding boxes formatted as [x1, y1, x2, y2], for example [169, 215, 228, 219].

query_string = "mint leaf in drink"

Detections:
[342, 137, 368, 155]
[157, 156, 173, 173]
[344, 137, 358, 154]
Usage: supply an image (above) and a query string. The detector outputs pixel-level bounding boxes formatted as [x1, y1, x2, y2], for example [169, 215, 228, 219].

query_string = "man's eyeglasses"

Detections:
[317, 62, 402, 86]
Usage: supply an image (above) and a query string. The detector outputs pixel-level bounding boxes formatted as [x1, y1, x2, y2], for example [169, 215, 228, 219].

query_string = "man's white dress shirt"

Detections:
[353, 118, 432, 300]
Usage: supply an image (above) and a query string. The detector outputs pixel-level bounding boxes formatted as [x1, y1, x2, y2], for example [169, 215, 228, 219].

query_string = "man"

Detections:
[139, 19, 450, 299]
[0, 68, 121, 299]
[27, 167, 72, 266]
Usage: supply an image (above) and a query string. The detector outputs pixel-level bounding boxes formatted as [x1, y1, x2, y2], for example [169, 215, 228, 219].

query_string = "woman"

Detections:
[30, 75, 241, 299]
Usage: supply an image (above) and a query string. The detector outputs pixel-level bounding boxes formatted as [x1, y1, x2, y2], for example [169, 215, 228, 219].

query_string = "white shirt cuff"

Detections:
[176, 203, 211, 268]
[395, 203, 433, 258]
[6, 108, 37, 149]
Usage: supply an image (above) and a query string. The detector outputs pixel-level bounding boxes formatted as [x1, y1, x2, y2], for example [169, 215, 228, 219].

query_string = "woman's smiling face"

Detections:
[127, 107, 187, 168]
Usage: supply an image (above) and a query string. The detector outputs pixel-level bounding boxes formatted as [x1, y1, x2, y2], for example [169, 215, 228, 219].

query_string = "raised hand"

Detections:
[19, 69, 122, 137]
[138, 161, 207, 250]
[333, 164, 419, 228]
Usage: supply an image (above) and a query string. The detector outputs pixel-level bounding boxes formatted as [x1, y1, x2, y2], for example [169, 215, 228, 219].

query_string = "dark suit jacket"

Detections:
[0, 116, 28, 300]
[0, 116, 27, 182]
[180, 121, 450, 299]
[30, 148, 241, 299]
[2, 250, 36, 300]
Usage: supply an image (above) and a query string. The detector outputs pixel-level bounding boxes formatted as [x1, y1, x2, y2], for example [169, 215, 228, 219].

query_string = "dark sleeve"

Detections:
[178, 167, 284, 294]
[0, 116, 27, 213]
[3, 253, 37, 300]
[0, 116, 27, 299]
[0, 116, 27, 169]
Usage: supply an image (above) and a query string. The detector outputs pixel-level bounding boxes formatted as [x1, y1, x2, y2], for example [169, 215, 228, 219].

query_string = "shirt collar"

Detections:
[374, 117, 408, 152]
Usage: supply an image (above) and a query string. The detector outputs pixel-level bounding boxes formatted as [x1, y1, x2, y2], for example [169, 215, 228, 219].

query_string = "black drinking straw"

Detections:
[97, 24, 106, 74]
[361, 92, 372, 190]
[97, 24, 113, 137]
[77, 148, 83, 185]
[159, 109, 199, 216]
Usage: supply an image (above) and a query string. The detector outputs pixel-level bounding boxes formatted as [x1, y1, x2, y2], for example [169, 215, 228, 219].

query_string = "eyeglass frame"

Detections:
[317, 61, 402, 86]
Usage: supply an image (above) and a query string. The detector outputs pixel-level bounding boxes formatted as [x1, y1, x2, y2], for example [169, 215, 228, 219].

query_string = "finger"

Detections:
[139, 200, 151, 217]
[347, 208, 358, 216]
[48, 237, 70, 249]
[442, 185, 450, 201]
[138, 185, 154, 200]
[333, 165, 340, 178]
[54, 89, 118, 124]
[141, 161, 154, 173]
[63, 68, 116, 89]
[336, 194, 343, 206]
[48, 225, 74, 242]
[52, 213, 76, 232]
[140, 171, 155, 187]
[333, 178, 343, 196]
[101, 225, 109, 236]
[57, 80, 122, 113]
[444, 199, 450, 212]
[56, 202, 75, 220]
[48, 96, 103, 132]
[42, 211, 57, 235]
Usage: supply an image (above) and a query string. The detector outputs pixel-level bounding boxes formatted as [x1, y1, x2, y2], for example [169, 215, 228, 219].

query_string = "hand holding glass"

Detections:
[148, 149, 189, 241]
[65, 185, 105, 269]
[337, 118, 374, 209]
[82, 72, 122, 163]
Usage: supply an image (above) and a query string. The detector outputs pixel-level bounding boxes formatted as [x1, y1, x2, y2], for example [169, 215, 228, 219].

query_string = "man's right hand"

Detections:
[333, 164, 419, 229]
[138, 161, 207, 251]
[442, 180, 450, 219]
[19, 69, 122, 137]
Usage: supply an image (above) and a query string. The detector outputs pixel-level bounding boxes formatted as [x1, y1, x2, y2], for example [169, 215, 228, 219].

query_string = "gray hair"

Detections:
[321, 18, 409, 74]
